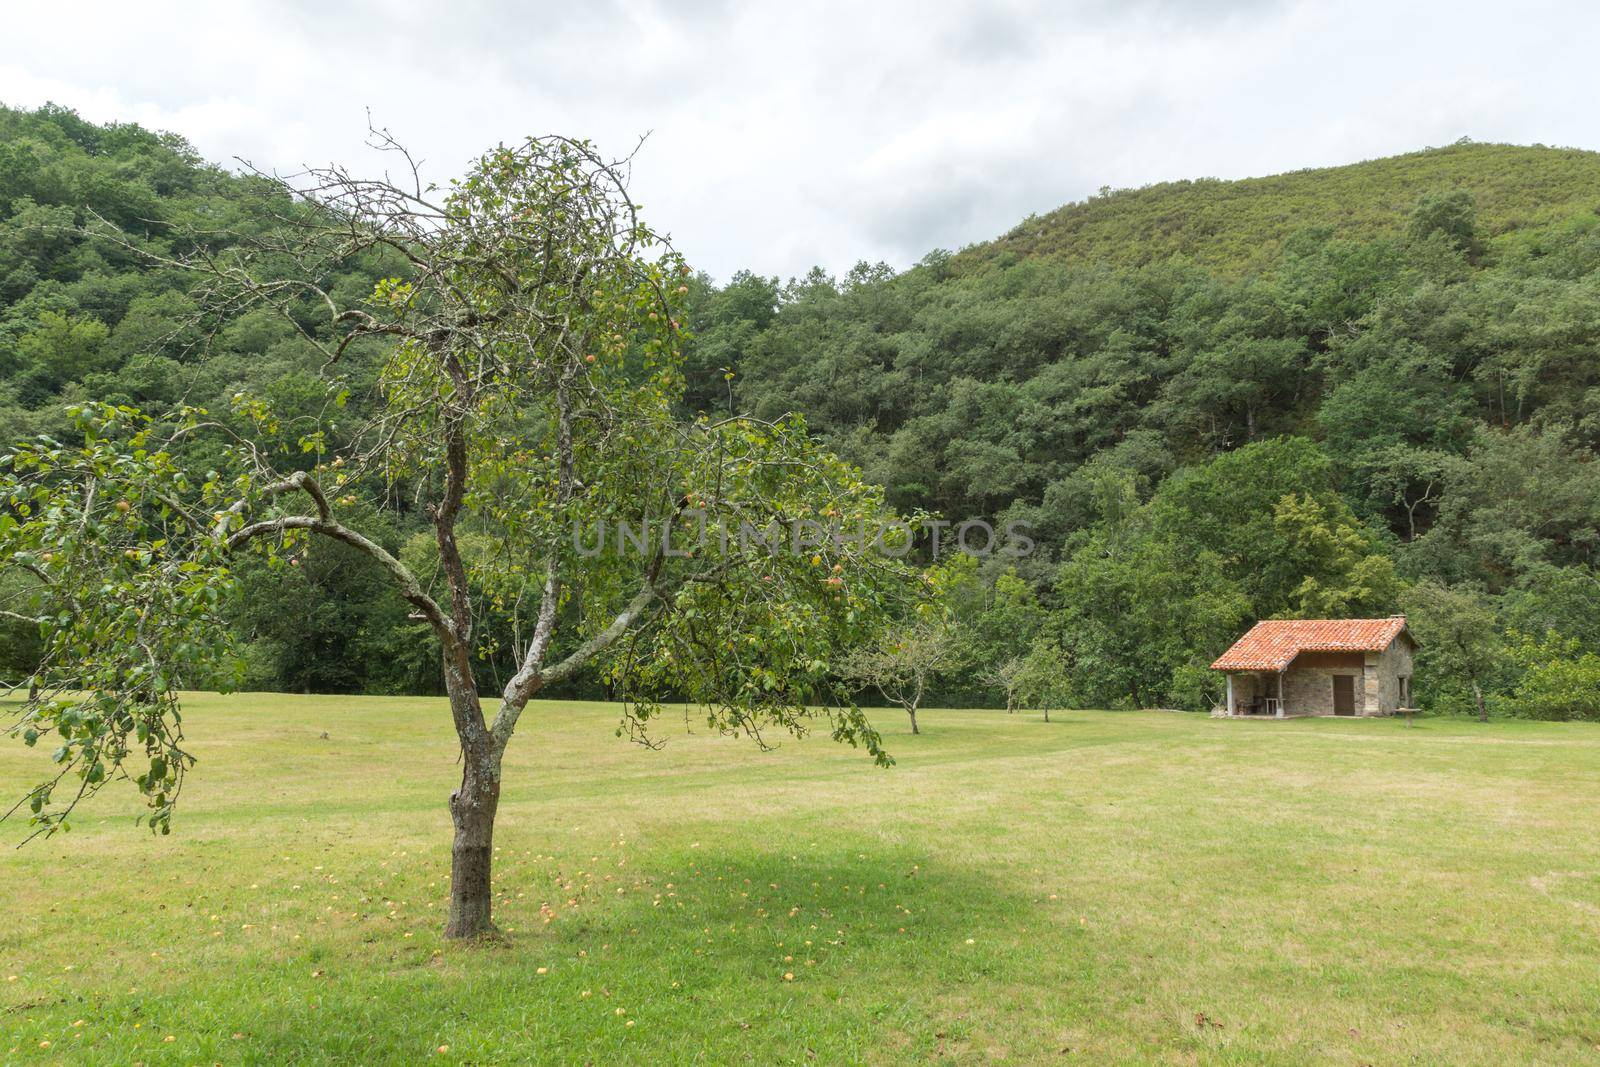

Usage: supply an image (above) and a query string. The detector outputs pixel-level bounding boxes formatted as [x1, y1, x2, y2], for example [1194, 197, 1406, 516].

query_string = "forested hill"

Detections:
[693, 139, 1600, 536]
[3, 103, 1598, 717]
[964, 141, 1600, 273]
[686, 138, 1600, 713]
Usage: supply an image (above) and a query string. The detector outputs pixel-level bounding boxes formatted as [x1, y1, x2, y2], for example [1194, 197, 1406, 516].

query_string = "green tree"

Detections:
[1407, 190, 1483, 261]
[1148, 437, 1400, 621]
[0, 568, 44, 697]
[14, 310, 110, 390]
[1412, 427, 1600, 588]
[680, 270, 778, 416]
[1, 136, 921, 939]
[1401, 580, 1504, 722]
[1014, 638, 1070, 722]
[225, 511, 420, 696]
[1504, 632, 1600, 721]
[1499, 565, 1600, 649]
[934, 554, 1044, 703]
[1272, 492, 1401, 617]
[983, 654, 1027, 714]
[838, 611, 964, 735]
[1053, 472, 1251, 709]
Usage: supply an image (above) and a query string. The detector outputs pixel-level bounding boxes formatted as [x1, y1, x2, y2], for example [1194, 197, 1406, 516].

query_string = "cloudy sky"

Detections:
[2, 1, 1595, 281]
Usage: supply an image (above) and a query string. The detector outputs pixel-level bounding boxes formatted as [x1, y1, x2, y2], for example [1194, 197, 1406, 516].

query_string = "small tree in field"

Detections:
[0, 571, 44, 700]
[984, 655, 1027, 714]
[839, 613, 962, 735]
[1015, 639, 1070, 723]
[0, 135, 920, 939]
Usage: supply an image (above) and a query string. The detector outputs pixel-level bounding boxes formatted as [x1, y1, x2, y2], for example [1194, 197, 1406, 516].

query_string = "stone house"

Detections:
[1211, 617, 1416, 718]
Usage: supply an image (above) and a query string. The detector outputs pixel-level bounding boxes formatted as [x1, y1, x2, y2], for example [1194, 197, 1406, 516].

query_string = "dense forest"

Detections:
[3, 103, 1598, 718]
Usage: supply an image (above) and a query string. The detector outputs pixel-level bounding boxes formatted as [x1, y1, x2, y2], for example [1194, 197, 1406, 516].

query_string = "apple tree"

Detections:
[0, 134, 922, 938]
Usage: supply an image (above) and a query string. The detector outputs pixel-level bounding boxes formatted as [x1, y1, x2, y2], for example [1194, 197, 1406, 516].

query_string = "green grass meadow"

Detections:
[2, 694, 1599, 1063]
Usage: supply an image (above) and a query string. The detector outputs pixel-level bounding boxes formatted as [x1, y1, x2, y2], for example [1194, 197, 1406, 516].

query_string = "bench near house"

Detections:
[1212, 617, 1416, 718]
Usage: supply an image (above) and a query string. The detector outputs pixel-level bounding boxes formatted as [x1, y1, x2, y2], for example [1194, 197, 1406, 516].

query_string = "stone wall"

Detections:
[1276, 640, 1412, 716]
[1373, 637, 1415, 713]
[1362, 653, 1381, 713]
[1284, 665, 1348, 715]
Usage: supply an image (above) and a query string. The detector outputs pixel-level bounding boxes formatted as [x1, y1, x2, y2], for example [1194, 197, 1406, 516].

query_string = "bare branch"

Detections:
[224, 474, 454, 645]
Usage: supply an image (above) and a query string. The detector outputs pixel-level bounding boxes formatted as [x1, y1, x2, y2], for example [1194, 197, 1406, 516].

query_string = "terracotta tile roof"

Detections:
[1211, 617, 1411, 672]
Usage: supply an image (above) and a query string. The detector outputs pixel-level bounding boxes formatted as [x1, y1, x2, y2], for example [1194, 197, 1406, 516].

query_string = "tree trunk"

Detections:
[1043, 706, 1051, 723]
[907, 705, 920, 735]
[445, 754, 501, 939]
[1005, 692, 1015, 714]
[1472, 680, 1488, 724]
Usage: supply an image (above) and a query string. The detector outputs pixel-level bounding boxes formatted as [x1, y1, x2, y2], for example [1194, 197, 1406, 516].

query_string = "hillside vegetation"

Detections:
[689, 140, 1600, 714]
[0, 104, 433, 696]
[2, 103, 1599, 718]
[964, 140, 1600, 273]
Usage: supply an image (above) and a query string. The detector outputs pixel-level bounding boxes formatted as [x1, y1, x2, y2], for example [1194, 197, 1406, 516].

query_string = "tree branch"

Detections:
[226, 510, 452, 644]
[489, 571, 660, 751]
[493, 359, 580, 715]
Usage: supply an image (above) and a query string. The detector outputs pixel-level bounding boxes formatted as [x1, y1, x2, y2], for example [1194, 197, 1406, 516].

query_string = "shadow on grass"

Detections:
[33, 846, 1070, 1064]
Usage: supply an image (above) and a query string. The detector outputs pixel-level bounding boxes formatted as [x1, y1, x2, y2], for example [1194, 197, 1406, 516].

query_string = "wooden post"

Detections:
[1276, 669, 1286, 718]
[1226, 674, 1235, 717]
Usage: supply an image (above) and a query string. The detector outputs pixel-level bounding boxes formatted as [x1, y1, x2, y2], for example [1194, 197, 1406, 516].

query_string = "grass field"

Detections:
[2, 695, 1598, 1064]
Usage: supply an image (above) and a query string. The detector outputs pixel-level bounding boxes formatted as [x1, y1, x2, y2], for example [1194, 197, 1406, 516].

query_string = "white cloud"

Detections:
[2, 0, 1596, 281]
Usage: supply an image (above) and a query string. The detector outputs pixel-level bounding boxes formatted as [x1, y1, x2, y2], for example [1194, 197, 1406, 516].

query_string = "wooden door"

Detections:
[1332, 675, 1355, 716]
